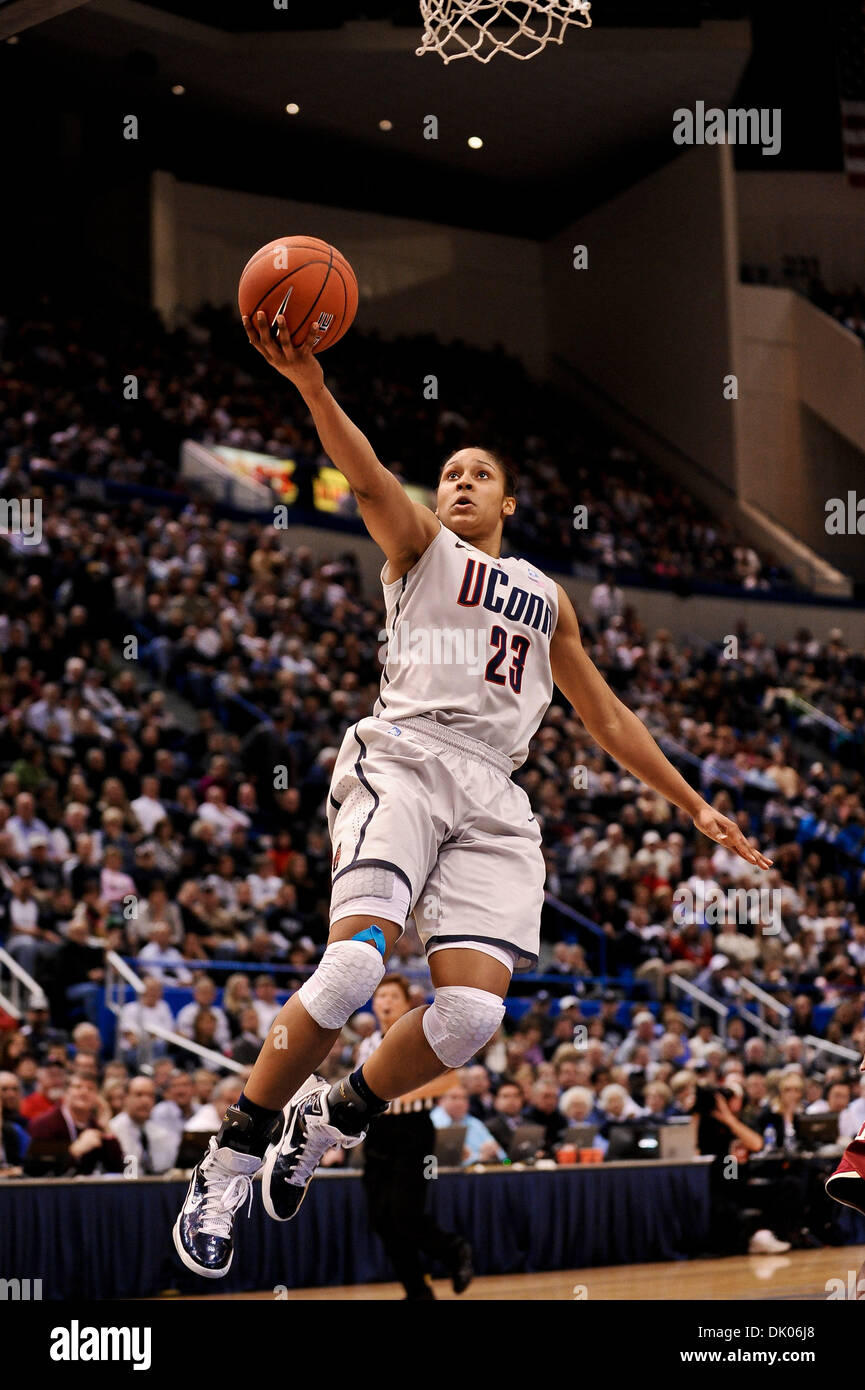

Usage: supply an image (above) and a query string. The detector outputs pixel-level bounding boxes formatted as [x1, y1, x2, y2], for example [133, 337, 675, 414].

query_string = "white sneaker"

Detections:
[748, 1228, 792, 1255]
[172, 1136, 261, 1278]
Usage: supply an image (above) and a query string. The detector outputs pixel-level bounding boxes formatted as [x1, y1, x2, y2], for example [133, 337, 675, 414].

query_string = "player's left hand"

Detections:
[691, 804, 772, 869]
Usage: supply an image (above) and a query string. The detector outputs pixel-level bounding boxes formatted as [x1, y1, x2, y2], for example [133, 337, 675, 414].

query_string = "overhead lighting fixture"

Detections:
[467, 135, 483, 149]
[285, 103, 300, 115]
[6, 35, 19, 44]
[171, 85, 185, 96]
[379, 119, 393, 132]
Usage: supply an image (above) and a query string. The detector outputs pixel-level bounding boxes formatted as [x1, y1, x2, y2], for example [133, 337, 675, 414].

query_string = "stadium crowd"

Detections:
[0, 301, 863, 1256]
[0, 298, 795, 591]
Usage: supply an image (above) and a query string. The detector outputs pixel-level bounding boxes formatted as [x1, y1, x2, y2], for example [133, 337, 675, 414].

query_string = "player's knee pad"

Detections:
[422, 985, 505, 1069]
[329, 863, 411, 930]
[298, 936, 386, 1030]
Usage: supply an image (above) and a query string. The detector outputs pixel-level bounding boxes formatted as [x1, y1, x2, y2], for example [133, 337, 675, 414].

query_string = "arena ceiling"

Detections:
[0, 0, 843, 238]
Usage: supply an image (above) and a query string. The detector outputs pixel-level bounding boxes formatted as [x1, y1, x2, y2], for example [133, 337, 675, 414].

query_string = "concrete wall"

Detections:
[542, 145, 739, 493]
[736, 284, 865, 582]
[737, 171, 865, 289]
[151, 170, 547, 377]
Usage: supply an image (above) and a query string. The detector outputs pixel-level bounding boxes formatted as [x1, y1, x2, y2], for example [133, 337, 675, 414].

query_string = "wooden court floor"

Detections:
[160, 1246, 865, 1301]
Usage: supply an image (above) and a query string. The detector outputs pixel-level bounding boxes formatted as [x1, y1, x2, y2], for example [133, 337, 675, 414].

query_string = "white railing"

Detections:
[669, 974, 730, 1036]
[104, 952, 246, 1075]
[0, 987, 21, 1021]
[737, 1005, 785, 1042]
[739, 977, 792, 1030]
[0, 947, 44, 1018]
[803, 1034, 861, 1065]
[144, 1022, 246, 1076]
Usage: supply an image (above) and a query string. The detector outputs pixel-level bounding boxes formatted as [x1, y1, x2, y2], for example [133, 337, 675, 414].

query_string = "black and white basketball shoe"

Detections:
[261, 1074, 367, 1222]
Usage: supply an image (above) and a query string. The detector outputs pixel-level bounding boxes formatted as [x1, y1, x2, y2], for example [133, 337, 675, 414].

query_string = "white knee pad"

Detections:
[298, 939, 385, 1030]
[422, 986, 505, 1069]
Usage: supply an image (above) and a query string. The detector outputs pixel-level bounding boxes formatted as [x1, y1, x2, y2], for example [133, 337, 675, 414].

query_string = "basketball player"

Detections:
[174, 310, 772, 1277]
[825, 1060, 865, 1298]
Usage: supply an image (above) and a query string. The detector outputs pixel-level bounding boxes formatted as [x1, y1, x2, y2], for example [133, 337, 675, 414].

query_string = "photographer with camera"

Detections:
[694, 1077, 790, 1255]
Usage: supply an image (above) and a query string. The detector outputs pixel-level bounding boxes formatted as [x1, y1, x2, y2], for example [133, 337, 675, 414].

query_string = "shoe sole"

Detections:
[261, 1075, 324, 1223]
[171, 1213, 232, 1280]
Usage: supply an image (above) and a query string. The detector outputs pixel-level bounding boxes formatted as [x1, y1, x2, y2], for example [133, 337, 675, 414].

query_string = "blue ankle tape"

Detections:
[352, 924, 387, 956]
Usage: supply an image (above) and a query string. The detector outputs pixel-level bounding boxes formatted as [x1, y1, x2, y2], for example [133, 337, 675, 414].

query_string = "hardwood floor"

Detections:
[158, 1247, 865, 1301]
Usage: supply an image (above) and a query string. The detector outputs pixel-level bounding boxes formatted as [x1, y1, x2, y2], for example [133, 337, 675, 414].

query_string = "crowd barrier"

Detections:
[0, 1159, 715, 1299]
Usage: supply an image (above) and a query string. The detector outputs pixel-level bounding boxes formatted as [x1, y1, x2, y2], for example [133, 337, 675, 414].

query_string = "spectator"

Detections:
[19, 1060, 68, 1124]
[25, 1074, 123, 1175]
[485, 1081, 527, 1149]
[430, 1082, 505, 1165]
[252, 975, 282, 1035]
[185, 1076, 244, 1133]
[117, 976, 176, 1067]
[152, 1070, 201, 1137]
[50, 917, 105, 1026]
[222, 973, 254, 1038]
[176, 977, 231, 1050]
[760, 1072, 806, 1151]
[523, 1079, 569, 1153]
[0, 1086, 29, 1174]
[3, 870, 47, 976]
[137, 920, 193, 984]
[462, 1063, 496, 1122]
[559, 1085, 601, 1126]
[109, 1076, 180, 1174]
[18, 995, 67, 1061]
[230, 1007, 265, 1066]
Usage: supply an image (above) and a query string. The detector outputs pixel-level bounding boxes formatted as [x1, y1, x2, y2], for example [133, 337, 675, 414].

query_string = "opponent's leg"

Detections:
[173, 912, 399, 1275]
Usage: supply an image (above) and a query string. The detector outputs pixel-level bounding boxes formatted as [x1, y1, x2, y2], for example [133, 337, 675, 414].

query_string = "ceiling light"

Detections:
[286, 103, 300, 115]
[379, 119, 393, 131]
[467, 135, 483, 150]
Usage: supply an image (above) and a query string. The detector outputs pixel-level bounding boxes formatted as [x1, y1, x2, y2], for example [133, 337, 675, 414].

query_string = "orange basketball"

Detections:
[238, 235, 358, 354]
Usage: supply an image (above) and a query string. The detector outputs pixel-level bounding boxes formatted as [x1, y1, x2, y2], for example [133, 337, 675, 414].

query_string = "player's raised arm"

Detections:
[549, 584, 772, 870]
[244, 311, 438, 572]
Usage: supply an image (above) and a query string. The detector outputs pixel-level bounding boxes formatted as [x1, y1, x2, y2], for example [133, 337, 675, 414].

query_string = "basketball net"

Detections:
[417, 0, 591, 64]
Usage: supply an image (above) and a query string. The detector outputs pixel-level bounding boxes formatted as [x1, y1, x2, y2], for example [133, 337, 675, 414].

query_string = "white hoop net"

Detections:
[416, 0, 591, 64]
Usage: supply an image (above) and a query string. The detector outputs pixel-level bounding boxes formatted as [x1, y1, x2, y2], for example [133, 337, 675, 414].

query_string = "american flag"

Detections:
[836, 0, 865, 186]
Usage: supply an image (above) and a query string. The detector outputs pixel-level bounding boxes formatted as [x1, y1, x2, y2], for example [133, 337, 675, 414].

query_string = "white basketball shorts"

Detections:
[326, 714, 545, 971]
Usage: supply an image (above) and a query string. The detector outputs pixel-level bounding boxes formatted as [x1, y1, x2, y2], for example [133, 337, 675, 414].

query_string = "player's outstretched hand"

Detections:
[243, 310, 325, 394]
[691, 804, 772, 870]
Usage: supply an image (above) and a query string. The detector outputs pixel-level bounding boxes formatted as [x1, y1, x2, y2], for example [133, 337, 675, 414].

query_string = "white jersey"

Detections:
[373, 522, 559, 769]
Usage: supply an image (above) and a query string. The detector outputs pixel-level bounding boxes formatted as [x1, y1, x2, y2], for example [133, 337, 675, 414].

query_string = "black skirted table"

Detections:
[0, 1158, 715, 1299]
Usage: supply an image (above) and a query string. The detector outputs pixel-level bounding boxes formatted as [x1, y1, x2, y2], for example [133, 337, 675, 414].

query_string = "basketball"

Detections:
[237, 235, 358, 353]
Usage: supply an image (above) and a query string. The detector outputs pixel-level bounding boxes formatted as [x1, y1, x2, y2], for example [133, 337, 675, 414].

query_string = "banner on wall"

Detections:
[211, 445, 432, 512]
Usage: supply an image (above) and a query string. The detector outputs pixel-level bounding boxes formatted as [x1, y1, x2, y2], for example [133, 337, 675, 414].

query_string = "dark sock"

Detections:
[350, 1066, 387, 1111]
[222, 1091, 282, 1157]
[326, 1067, 388, 1136]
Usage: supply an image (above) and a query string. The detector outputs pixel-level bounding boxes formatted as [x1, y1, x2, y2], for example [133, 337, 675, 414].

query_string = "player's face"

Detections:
[436, 450, 515, 539]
